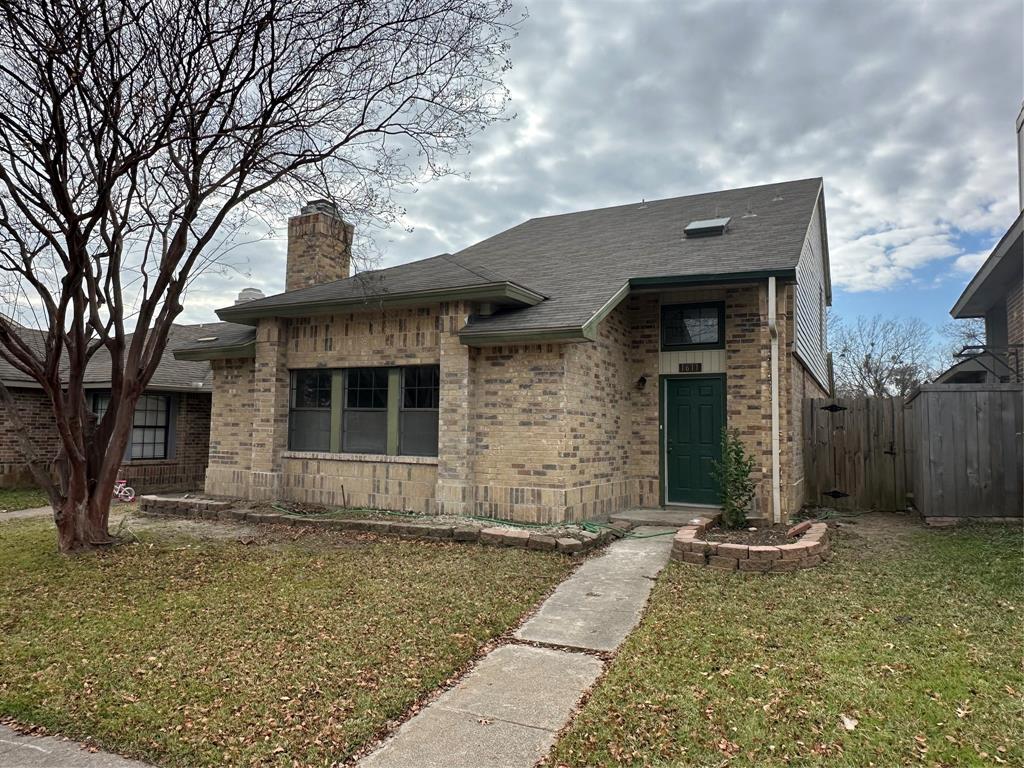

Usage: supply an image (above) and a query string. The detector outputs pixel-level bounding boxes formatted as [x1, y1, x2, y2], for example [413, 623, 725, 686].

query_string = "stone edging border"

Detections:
[670, 515, 830, 573]
[137, 495, 625, 556]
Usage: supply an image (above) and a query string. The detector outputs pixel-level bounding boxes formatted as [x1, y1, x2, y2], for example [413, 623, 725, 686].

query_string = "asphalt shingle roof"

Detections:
[455, 177, 822, 334]
[0, 322, 248, 391]
[193, 177, 823, 348]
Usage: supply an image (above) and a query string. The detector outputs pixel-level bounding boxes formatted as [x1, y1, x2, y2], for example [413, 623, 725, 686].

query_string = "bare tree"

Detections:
[938, 317, 986, 364]
[0, 0, 514, 552]
[830, 314, 938, 397]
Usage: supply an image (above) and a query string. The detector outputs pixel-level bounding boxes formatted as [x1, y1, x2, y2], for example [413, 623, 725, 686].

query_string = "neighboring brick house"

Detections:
[0, 323, 246, 492]
[177, 180, 833, 524]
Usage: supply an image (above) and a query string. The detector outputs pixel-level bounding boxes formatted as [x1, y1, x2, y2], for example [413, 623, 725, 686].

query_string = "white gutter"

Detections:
[767, 277, 782, 524]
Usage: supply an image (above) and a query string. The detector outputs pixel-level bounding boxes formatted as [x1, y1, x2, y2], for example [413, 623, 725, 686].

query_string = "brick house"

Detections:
[0, 323, 245, 492]
[177, 179, 832, 523]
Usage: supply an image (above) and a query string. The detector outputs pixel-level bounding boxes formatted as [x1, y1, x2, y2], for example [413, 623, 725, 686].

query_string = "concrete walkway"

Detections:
[0, 726, 149, 767]
[359, 526, 675, 768]
[0, 505, 51, 521]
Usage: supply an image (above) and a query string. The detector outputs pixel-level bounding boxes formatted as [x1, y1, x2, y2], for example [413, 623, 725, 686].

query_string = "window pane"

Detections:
[288, 410, 331, 452]
[93, 394, 110, 419]
[662, 305, 722, 348]
[403, 365, 440, 409]
[346, 368, 389, 409]
[343, 410, 387, 454]
[293, 370, 331, 408]
[399, 410, 438, 456]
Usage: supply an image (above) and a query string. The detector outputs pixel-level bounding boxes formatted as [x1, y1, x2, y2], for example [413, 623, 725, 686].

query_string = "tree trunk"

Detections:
[52, 445, 117, 554]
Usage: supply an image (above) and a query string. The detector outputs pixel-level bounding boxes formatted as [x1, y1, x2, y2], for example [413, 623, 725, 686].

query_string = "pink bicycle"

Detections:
[113, 471, 136, 503]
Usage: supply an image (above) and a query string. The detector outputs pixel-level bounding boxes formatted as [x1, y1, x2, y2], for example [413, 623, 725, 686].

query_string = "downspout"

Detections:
[767, 277, 782, 524]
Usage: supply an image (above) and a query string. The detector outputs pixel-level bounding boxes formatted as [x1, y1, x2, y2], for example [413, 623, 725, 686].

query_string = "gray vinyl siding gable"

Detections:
[794, 196, 830, 389]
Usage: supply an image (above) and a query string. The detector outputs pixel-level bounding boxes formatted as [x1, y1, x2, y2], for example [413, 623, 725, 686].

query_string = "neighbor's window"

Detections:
[288, 370, 332, 452]
[342, 367, 389, 454]
[661, 303, 725, 350]
[92, 392, 171, 459]
[399, 365, 439, 456]
[132, 394, 170, 459]
[92, 392, 110, 420]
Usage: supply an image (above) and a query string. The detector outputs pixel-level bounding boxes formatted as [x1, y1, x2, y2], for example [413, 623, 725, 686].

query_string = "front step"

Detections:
[610, 507, 722, 528]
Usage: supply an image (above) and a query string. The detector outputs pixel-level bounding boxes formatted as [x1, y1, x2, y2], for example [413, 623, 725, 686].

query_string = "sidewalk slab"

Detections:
[0, 726, 149, 767]
[359, 645, 601, 768]
[514, 526, 675, 651]
[358, 527, 676, 768]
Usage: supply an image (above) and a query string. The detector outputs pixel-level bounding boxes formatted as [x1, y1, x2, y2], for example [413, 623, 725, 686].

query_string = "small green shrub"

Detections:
[712, 428, 757, 529]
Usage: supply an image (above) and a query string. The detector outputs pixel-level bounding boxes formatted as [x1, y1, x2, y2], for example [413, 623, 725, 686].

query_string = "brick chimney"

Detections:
[285, 199, 353, 292]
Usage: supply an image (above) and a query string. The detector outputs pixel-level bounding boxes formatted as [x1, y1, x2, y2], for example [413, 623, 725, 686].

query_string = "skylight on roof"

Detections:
[195, 336, 218, 342]
[684, 217, 731, 237]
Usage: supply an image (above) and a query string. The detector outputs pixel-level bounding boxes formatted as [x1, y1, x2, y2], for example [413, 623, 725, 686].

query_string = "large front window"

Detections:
[288, 365, 439, 457]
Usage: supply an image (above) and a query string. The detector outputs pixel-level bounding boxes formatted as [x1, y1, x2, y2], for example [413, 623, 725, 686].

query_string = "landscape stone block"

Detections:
[556, 537, 583, 554]
[748, 545, 782, 561]
[528, 534, 557, 551]
[681, 551, 706, 566]
[453, 525, 481, 541]
[717, 543, 749, 559]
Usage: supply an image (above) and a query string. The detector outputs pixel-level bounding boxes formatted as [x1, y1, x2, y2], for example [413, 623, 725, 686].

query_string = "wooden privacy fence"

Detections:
[803, 385, 1024, 519]
[905, 384, 1022, 521]
[803, 396, 911, 512]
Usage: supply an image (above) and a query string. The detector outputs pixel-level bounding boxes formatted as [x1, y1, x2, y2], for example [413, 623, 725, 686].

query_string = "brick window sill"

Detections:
[282, 450, 439, 465]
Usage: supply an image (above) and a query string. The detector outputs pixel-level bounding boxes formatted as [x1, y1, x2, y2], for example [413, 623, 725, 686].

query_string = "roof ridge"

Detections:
[521, 177, 824, 224]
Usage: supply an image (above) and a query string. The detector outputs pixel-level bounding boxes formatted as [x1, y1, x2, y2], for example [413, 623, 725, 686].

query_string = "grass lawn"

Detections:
[0, 518, 573, 766]
[551, 518, 1022, 767]
[0, 486, 49, 512]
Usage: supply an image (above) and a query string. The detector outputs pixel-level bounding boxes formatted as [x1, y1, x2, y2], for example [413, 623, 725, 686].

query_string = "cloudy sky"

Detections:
[182, 0, 1023, 334]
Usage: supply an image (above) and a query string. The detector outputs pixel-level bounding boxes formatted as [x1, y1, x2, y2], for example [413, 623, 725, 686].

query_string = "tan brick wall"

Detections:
[205, 284, 814, 523]
[205, 357, 256, 497]
[288, 306, 441, 368]
[561, 301, 649, 520]
[206, 304, 449, 507]
[280, 452, 437, 513]
[468, 342, 574, 523]
[567, 283, 809, 521]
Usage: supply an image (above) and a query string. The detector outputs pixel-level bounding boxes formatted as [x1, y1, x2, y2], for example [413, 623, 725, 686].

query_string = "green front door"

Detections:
[664, 377, 725, 505]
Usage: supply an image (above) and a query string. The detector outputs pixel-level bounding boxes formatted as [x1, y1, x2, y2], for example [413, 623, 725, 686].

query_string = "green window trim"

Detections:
[661, 301, 726, 351]
[288, 366, 438, 457]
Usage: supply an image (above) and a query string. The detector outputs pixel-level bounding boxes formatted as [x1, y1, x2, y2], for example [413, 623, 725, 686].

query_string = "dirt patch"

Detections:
[703, 523, 792, 546]
[798, 509, 925, 558]
[114, 513, 261, 542]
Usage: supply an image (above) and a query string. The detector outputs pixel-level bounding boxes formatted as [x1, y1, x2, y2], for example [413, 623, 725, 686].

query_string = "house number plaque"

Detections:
[678, 363, 702, 373]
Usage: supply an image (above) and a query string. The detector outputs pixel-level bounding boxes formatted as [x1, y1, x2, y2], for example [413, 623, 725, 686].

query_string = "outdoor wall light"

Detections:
[636, 375, 648, 391]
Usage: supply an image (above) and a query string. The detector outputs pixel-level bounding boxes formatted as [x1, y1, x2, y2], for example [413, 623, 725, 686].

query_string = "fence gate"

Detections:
[802, 396, 910, 511]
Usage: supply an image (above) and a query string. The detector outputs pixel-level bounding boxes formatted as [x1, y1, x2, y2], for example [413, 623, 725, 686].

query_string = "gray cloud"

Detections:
[180, 0, 1021, 322]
